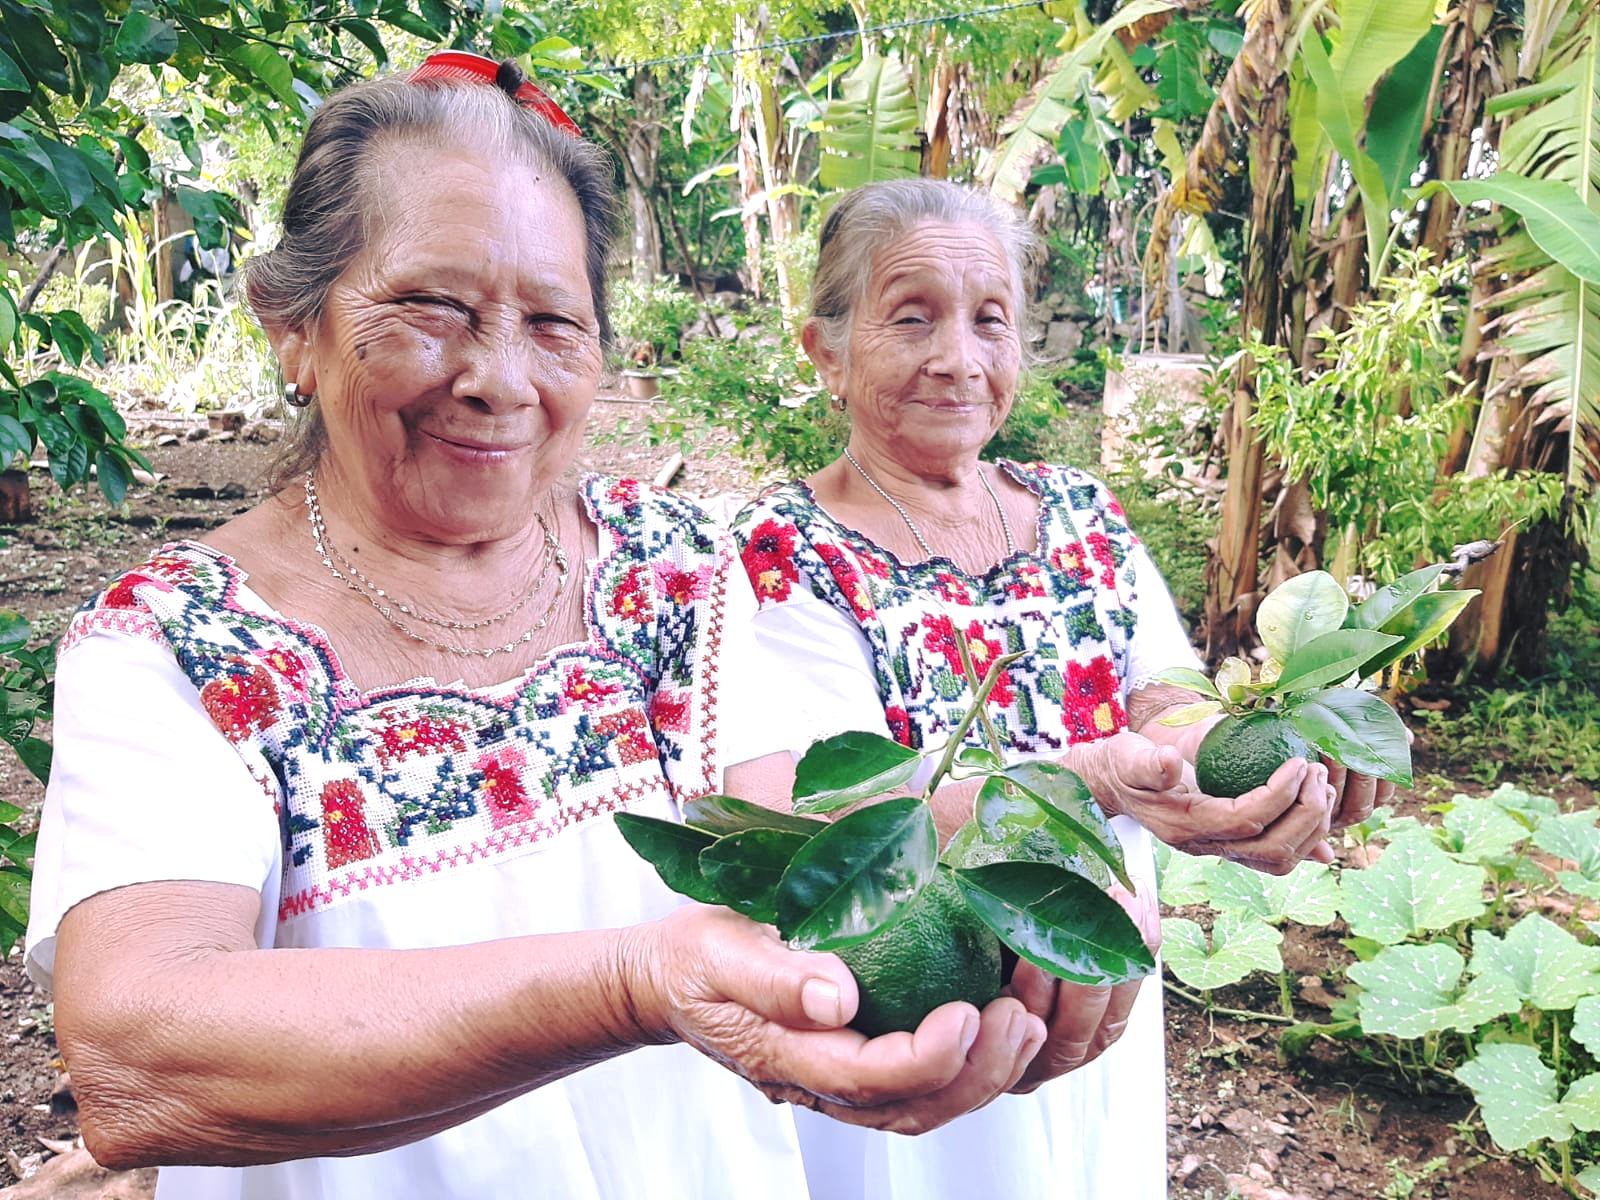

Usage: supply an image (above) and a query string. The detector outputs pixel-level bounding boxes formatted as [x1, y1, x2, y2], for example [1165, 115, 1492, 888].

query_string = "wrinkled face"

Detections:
[303, 142, 602, 543]
[827, 220, 1022, 466]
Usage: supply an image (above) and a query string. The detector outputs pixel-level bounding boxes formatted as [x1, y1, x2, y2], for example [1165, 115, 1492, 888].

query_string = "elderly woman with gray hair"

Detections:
[23, 64, 1060, 1200]
[733, 179, 1395, 1197]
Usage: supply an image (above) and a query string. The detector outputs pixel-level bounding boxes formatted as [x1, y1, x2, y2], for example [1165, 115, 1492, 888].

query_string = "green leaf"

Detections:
[613, 812, 725, 905]
[1367, 25, 1444, 206]
[699, 829, 810, 925]
[775, 797, 936, 950]
[1440, 794, 1532, 865]
[0, 609, 30, 655]
[1571, 995, 1600, 1057]
[1152, 666, 1221, 700]
[1470, 913, 1600, 1011]
[1347, 942, 1518, 1038]
[1532, 810, 1600, 897]
[1345, 564, 1447, 631]
[95, 448, 129, 507]
[1287, 687, 1413, 784]
[681, 794, 825, 838]
[1206, 857, 1339, 926]
[1000, 761, 1130, 889]
[792, 730, 922, 814]
[1426, 176, 1600, 285]
[114, 12, 179, 64]
[1271, 628, 1402, 695]
[1256, 570, 1349, 662]
[1304, 32, 1392, 272]
[0, 47, 25, 95]
[1053, 115, 1106, 194]
[943, 819, 1111, 885]
[1358, 588, 1480, 678]
[231, 44, 300, 113]
[0, 799, 20, 824]
[818, 52, 920, 189]
[1326, 0, 1437, 130]
[1153, 841, 1211, 906]
[954, 860, 1155, 987]
[1337, 834, 1487, 944]
[1562, 1073, 1600, 1134]
[340, 18, 387, 67]
[1161, 912, 1283, 991]
[1455, 1044, 1571, 1152]
[0, 867, 27, 926]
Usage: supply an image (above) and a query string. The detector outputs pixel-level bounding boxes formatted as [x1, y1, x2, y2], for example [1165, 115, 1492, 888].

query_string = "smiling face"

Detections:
[280, 141, 603, 544]
[810, 220, 1022, 471]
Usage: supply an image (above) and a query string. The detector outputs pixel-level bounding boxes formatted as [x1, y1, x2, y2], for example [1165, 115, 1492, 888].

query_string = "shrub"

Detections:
[610, 277, 702, 367]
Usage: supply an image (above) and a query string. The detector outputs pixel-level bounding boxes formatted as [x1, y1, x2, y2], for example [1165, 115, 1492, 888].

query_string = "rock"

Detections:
[212, 431, 236, 443]
[1042, 318, 1084, 360]
[1297, 975, 1341, 1009]
[1174, 1153, 1203, 1185]
[155, 434, 180, 447]
[175, 486, 217, 501]
[217, 482, 247, 501]
[0, 1147, 157, 1199]
[207, 410, 246, 433]
[185, 427, 208, 442]
[1224, 1178, 1316, 1200]
[243, 421, 281, 444]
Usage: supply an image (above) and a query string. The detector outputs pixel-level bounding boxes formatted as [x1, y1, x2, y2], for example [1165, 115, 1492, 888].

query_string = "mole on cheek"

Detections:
[356, 343, 368, 361]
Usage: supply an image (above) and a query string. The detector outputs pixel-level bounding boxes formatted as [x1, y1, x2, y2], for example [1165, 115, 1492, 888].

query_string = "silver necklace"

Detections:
[303, 475, 571, 658]
[842, 447, 1016, 562]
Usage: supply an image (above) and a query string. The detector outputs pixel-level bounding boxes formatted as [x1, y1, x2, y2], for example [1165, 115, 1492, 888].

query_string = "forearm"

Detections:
[55, 886, 656, 1168]
[1125, 684, 1220, 762]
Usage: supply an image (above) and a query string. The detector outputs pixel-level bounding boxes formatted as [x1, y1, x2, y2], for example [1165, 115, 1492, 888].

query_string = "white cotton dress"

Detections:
[734, 461, 1205, 1200]
[26, 478, 818, 1200]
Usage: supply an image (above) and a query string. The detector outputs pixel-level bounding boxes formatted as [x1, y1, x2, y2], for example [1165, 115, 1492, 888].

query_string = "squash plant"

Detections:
[616, 632, 1155, 1031]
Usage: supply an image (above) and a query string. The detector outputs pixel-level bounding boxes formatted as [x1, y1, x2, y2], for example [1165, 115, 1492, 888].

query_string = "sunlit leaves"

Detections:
[1346, 942, 1518, 1038]
[792, 730, 922, 814]
[1469, 914, 1600, 1012]
[1456, 1045, 1580, 1151]
[1337, 835, 1487, 944]
[1162, 912, 1283, 991]
[1256, 570, 1349, 661]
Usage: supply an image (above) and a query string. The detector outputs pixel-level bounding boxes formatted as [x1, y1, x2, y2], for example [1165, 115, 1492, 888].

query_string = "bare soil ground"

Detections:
[0, 403, 1588, 1197]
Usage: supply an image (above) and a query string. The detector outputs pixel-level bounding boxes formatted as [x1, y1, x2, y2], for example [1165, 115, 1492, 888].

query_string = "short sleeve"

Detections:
[25, 632, 281, 988]
[1121, 536, 1204, 697]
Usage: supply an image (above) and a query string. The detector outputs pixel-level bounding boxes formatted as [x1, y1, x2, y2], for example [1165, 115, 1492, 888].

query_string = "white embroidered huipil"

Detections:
[736, 462, 1204, 1200]
[27, 478, 814, 1200]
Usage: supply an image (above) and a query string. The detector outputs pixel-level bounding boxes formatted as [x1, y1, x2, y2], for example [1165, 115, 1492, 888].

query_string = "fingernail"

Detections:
[1294, 763, 1309, 787]
[960, 1014, 981, 1055]
[801, 977, 842, 1025]
[1007, 1012, 1028, 1049]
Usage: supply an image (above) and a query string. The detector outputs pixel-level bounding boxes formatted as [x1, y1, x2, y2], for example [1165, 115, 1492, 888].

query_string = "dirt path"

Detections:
[0, 412, 1579, 1198]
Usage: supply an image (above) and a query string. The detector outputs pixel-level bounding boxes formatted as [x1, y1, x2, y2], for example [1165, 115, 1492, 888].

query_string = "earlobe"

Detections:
[270, 327, 318, 399]
[800, 320, 844, 396]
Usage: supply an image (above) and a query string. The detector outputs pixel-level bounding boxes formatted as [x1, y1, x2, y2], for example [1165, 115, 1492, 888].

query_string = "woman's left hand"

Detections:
[1322, 755, 1395, 830]
[1004, 881, 1160, 1093]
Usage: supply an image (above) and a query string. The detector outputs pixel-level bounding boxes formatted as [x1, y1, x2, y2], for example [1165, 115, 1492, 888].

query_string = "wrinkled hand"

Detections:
[1323, 756, 1396, 830]
[1071, 731, 1336, 874]
[632, 905, 1047, 1135]
[1005, 878, 1161, 1093]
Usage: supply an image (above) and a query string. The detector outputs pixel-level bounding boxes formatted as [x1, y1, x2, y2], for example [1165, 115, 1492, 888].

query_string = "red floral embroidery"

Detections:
[741, 518, 801, 603]
[1049, 541, 1093, 586]
[260, 646, 310, 694]
[320, 780, 382, 868]
[931, 570, 974, 605]
[375, 712, 468, 764]
[650, 688, 692, 734]
[922, 616, 1015, 707]
[885, 706, 912, 747]
[653, 562, 713, 605]
[200, 662, 280, 742]
[1086, 531, 1118, 587]
[596, 708, 656, 765]
[103, 572, 155, 609]
[560, 663, 623, 711]
[857, 549, 892, 579]
[608, 564, 652, 624]
[475, 748, 536, 829]
[816, 544, 875, 621]
[1005, 562, 1048, 599]
[1061, 657, 1126, 742]
[606, 478, 640, 507]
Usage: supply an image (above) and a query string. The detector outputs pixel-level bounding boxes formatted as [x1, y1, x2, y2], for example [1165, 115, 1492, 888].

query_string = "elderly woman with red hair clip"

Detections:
[24, 57, 1052, 1199]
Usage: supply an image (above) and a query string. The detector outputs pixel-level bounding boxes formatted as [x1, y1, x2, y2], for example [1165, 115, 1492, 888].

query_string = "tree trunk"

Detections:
[623, 71, 663, 286]
[733, 17, 765, 300]
[1203, 0, 1297, 659]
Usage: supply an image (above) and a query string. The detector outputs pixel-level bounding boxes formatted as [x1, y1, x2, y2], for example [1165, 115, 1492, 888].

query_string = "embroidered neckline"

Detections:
[789, 459, 1058, 586]
[158, 472, 626, 705]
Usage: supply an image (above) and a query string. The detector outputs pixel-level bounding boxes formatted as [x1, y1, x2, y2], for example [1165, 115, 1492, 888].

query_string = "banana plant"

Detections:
[817, 51, 921, 190]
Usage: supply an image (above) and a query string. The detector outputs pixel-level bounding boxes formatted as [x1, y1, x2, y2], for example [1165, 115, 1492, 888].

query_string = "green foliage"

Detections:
[1160, 780, 1600, 1192]
[620, 627, 1153, 1030]
[609, 277, 700, 366]
[0, 610, 50, 957]
[1245, 253, 1564, 583]
[639, 307, 845, 477]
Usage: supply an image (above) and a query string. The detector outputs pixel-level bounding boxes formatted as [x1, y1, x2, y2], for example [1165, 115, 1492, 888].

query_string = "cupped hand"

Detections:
[1005, 877, 1161, 1093]
[633, 905, 1046, 1135]
[1322, 756, 1396, 830]
[1071, 730, 1336, 874]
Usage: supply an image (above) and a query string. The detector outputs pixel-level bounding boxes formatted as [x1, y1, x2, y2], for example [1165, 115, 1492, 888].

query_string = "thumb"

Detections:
[702, 918, 860, 1031]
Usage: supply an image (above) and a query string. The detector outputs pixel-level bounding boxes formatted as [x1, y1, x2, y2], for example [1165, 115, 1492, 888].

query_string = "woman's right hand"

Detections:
[627, 905, 1046, 1135]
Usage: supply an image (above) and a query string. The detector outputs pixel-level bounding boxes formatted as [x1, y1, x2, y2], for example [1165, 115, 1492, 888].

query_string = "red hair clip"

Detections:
[408, 50, 581, 138]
